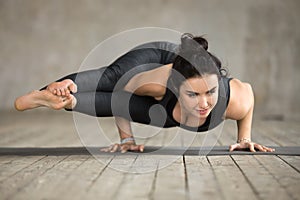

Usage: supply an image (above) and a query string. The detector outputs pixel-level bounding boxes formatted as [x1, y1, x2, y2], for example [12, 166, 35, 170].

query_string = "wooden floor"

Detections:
[0, 110, 299, 200]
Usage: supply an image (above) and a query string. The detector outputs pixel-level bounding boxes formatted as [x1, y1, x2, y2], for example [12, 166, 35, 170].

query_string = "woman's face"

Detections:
[178, 74, 219, 120]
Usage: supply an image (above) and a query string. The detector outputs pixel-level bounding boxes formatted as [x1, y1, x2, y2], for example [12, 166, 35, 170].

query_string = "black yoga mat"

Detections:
[0, 146, 299, 156]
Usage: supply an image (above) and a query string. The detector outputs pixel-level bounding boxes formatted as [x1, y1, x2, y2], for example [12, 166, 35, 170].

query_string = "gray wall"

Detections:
[1, 0, 299, 120]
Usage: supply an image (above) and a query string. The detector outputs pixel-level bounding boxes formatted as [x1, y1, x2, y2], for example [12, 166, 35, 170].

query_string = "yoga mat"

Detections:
[0, 146, 299, 156]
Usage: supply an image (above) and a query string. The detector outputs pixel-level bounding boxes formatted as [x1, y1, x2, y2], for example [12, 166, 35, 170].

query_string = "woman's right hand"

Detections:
[100, 142, 144, 153]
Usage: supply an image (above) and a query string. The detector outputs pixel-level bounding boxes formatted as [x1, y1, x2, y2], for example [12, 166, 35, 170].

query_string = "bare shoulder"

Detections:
[225, 78, 254, 120]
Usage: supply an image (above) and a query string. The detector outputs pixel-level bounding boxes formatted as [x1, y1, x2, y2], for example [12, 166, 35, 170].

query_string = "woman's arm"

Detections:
[225, 79, 274, 152]
[100, 116, 144, 153]
[101, 64, 173, 153]
[123, 63, 172, 100]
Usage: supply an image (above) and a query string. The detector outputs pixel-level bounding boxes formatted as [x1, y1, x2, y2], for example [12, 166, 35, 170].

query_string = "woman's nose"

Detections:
[198, 96, 209, 109]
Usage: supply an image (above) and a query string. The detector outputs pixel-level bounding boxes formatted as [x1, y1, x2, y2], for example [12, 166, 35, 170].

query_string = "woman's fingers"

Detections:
[229, 142, 276, 152]
[120, 145, 130, 153]
[254, 144, 266, 152]
[100, 144, 120, 152]
[249, 143, 256, 152]
[130, 144, 144, 152]
[254, 143, 275, 152]
[111, 144, 120, 152]
[101, 144, 145, 153]
[229, 143, 240, 152]
[121, 144, 144, 153]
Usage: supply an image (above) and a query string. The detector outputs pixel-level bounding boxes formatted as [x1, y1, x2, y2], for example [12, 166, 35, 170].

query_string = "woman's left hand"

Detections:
[229, 141, 275, 152]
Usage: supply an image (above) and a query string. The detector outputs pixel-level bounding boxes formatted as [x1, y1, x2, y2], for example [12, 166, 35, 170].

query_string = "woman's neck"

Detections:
[173, 102, 206, 127]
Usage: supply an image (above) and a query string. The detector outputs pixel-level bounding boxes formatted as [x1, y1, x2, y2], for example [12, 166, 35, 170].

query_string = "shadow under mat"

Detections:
[0, 146, 299, 156]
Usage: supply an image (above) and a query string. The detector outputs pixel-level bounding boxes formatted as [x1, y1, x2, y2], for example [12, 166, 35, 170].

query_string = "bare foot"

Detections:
[47, 79, 77, 97]
[14, 90, 75, 111]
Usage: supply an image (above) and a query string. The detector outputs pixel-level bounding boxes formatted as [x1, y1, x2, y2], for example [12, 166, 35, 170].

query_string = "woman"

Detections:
[14, 33, 275, 153]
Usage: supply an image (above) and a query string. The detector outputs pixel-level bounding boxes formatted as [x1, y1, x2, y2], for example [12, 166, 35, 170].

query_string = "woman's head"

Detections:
[169, 33, 227, 120]
[178, 74, 219, 120]
[170, 33, 226, 92]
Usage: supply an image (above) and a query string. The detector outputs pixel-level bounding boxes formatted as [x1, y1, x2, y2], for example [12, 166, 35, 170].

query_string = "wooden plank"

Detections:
[184, 156, 223, 200]
[0, 155, 45, 182]
[151, 155, 188, 200]
[202, 128, 223, 147]
[278, 155, 300, 172]
[84, 155, 137, 199]
[35, 124, 81, 147]
[218, 120, 236, 146]
[113, 155, 159, 199]
[254, 155, 300, 200]
[179, 128, 202, 148]
[0, 155, 67, 199]
[142, 126, 169, 146]
[0, 155, 22, 165]
[232, 155, 292, 200]
[15, 155, 114, 200]
[256, 121, 299, 146]
[162, 128, 184, 147]
[208, 156, 258, 200]
[64, 155, 114, 200]
[220, 120, 280, 147]
[0, 111, 79, 147]
[250, 121, 280, 146]
[0, 126, 44, 146]
[9, 155, 89, 200]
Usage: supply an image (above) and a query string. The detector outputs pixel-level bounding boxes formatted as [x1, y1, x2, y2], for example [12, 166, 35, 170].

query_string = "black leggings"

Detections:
[41, 42, 177, 127]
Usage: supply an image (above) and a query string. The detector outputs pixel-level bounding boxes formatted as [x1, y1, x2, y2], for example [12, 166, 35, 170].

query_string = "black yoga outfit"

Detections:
[47, 42, 232, 132]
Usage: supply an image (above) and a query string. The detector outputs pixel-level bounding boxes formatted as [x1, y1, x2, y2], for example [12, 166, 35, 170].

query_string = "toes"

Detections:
[56, 89, 61, 96]
[60, 88, 65, 96]
[68, 82, 78, 93]
[65, 88, 70, 97]
[69, 85, 77, 93]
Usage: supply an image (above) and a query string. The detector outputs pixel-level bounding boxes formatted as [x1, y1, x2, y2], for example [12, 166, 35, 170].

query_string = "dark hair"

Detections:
[169, 33, 227, 93]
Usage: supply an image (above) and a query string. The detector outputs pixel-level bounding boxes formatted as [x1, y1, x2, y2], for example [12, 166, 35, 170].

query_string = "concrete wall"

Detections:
[0, 0, 299, 120]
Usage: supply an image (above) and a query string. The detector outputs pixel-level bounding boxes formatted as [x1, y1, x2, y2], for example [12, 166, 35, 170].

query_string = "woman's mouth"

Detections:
[196, 109, 209, 115]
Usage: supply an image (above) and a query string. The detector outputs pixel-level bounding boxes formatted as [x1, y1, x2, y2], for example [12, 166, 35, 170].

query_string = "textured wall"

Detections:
[0, 0, 299, 120]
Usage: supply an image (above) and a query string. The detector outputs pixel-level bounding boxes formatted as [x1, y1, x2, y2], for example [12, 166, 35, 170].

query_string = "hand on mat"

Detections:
[47, 79, 77, 97]
[229, 142, 275, 152]
[100, 142, 144, 153]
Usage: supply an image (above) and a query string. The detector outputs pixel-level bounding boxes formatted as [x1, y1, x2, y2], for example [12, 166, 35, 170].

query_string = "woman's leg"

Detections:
[38, 42, 175, 99]
[40, 67, 109, 93]
[41, 46, 173, 94]
[71, 90, 166, 127]
[16, 44, 172, 112]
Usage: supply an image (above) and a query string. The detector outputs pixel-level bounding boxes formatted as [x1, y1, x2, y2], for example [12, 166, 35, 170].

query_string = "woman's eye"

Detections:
[207, 90, 216, 95]
[188, 93, 197, 97]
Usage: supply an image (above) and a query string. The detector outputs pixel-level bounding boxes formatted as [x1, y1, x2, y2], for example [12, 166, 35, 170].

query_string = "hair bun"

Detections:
[180, 33, 208, 54]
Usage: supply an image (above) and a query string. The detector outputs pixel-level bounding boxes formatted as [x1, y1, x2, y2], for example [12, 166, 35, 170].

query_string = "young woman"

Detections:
[14, 33, 275, 153]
